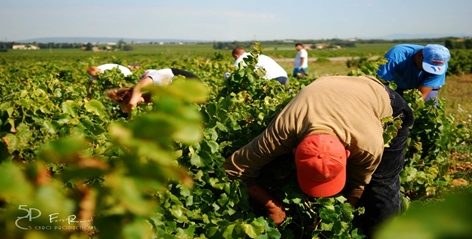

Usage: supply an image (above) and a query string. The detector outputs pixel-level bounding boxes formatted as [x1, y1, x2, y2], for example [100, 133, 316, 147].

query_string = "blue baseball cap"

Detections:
[422, 44, 450, 75]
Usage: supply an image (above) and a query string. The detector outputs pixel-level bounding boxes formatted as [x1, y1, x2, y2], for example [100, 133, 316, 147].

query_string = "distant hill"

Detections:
[12, 34, 471, 44]
[15, 37, 210, 44]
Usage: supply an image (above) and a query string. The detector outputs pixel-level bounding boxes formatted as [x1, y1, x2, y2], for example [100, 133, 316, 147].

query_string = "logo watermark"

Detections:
[15, 205, 95, 231]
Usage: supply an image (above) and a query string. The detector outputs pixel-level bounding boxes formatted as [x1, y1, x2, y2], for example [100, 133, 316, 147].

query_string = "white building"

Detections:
[12, 45, 40, 50]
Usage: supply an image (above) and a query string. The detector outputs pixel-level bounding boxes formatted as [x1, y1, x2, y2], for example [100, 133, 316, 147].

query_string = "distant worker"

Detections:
[87, 63, 133, 93]
[377, 44, 451, 101]
[293, 43, 308, 78]
[106, 68, 199, 113]
[225, 47, 289, 85]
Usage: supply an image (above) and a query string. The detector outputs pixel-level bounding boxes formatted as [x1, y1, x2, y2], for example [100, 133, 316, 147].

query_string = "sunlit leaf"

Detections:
[190, 153, 204, 167]
[242, 220, 264, 238]
[222, 223, 236, 238]
[84, 99, 105, 116]
[42, 120, 56, 134]
[61, 100, 79, 117]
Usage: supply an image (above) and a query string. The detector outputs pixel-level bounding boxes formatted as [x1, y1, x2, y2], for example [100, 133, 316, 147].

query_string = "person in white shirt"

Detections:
[225, 47, 288, 85]
[293, 43, 309, 78]
[106, 68, 199, 113]
[86, 63, 133, 93]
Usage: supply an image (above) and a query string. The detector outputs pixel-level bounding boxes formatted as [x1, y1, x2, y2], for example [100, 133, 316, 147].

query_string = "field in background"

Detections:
[3, 42, 470, 121]
[2, 42, 395, 60]
[442, 74, 472, 121]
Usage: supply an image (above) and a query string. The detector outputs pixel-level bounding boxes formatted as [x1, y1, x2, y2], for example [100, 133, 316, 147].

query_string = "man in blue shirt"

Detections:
[377, 44, 451, 101]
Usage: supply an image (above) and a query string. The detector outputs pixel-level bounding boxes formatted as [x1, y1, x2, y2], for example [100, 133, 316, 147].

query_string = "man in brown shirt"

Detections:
[223, 75, 414, 237]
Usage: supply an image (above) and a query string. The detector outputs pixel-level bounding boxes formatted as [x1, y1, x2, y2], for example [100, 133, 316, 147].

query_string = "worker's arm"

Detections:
[247, 183, 286, 225]
[222, 115, 296, 224]
[128, 77, 153, 109]
[88, 80, 95, 94]
[299, 57, 306, 69]
[418, 85, 434, 100]
[299, 50, 307, 69]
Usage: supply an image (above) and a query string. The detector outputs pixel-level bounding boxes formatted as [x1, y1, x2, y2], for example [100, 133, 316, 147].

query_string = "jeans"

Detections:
[425, 89, 440, 106]
[292, 68, 308, 78]
[358, 86, 414, 237]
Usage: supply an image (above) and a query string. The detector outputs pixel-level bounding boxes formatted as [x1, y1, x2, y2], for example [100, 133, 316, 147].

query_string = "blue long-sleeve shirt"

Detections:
[377, 44, 447, 89]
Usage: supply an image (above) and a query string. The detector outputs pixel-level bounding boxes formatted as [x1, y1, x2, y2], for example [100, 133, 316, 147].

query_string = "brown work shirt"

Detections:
[222, 75, 393, 199]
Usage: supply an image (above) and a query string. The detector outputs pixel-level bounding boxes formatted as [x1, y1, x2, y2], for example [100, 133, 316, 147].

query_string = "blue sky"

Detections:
[1, 0, 471, 41]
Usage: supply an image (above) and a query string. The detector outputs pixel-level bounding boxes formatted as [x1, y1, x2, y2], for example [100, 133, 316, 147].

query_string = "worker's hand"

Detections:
[264, 199, 286, 225]
[126, 86, 147, 112]
[126, 95, 140, 112]
[247, 184, 286, 225]
[346, 195, 360, 207]
[128, 101, 137, 110]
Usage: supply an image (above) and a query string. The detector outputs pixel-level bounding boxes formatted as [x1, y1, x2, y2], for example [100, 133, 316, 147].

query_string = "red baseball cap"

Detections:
[295, 134, 348, 197]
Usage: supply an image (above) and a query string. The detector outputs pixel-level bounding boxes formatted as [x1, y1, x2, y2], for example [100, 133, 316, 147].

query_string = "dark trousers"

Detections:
[358, 86, 414, 237]
[274, 76, 289, 85]
[170, 68, 200, 80]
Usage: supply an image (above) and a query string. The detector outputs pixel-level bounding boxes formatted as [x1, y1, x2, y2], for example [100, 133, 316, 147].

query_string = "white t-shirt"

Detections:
[232, 52, 287, 80]
[140, 68, 174, 85]
[294, 49, 308, 68]
[94, 64, 132, 79]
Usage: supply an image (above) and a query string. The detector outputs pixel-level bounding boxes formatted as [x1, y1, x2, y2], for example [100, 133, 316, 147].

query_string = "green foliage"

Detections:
[399, 90, 470, 198]
[0, 69, 215, 238]
[0, 42, 469, 239]
[347, 57, 387, 77]
[375, 191, 472, 239]
[447, 49, 472, 75]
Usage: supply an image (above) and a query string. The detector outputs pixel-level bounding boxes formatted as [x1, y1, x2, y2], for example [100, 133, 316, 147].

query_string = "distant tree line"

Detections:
[212, 37, 471, 51]
[354, 37, 454, 44]
[212, 41, 253, 50]
[212, 39, 356, 50]
[0, 39, 134, 51]
[445, 38, 472, 49]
